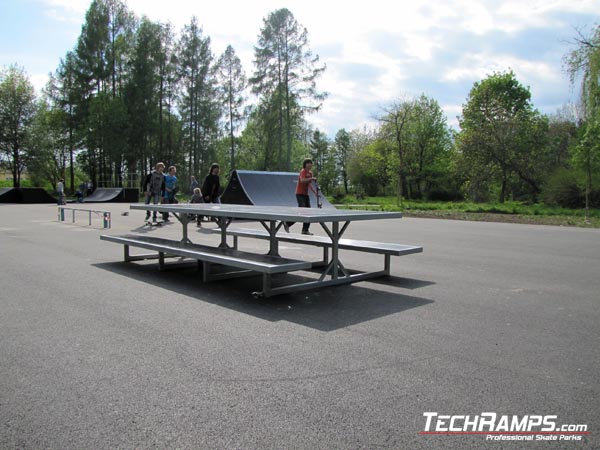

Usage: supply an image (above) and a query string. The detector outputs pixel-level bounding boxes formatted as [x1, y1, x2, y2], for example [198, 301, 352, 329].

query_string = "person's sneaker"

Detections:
[283, 222, 290, 233]
[145, 213, 151, 220]
[301, 230, 313, 236]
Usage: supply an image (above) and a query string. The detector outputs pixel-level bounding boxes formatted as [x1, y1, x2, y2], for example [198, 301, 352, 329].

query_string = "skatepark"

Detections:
[1, 201, 598, 449]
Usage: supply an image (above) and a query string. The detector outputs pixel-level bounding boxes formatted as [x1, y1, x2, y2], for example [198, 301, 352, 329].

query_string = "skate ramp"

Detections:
[0, 187, 57, 203]
[83, 188, 139, 203]
[220, 170, 334, 208]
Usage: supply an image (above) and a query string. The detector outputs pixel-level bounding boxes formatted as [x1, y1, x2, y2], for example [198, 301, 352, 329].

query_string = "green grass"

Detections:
[331, 195, 600, 227]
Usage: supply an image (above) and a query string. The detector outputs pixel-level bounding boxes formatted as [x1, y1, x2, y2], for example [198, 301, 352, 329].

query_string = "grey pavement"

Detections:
[0, 203, 598, 449]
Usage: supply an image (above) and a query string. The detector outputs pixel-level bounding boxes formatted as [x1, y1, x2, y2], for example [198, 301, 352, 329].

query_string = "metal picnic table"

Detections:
[125, 203, 418, 297]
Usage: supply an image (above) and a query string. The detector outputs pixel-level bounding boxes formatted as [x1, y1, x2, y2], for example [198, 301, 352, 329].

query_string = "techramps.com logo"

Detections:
[419, 412, 590, 442]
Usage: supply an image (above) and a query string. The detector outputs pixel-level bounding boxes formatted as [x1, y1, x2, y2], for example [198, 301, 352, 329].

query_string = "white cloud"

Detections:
[442, 52, 560, 85]
[21, 0, 600, 135]
[37, 0, 88, 19]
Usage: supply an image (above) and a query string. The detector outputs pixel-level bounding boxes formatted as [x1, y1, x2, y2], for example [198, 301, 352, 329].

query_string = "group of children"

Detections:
[142, 158, 318, 234]
[142, 162, 221, 224]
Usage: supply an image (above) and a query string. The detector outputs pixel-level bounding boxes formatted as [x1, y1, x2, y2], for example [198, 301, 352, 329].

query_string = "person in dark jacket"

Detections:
[202, 163, 221, 204]
[142, 162, 165, 221]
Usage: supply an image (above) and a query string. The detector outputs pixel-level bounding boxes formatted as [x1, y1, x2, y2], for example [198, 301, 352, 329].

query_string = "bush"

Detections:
[542, 168, 583, 208]
[428, 186, 463, 201]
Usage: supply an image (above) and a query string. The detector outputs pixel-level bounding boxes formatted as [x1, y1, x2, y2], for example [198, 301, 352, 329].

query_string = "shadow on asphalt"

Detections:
[93, 260, 435, 332]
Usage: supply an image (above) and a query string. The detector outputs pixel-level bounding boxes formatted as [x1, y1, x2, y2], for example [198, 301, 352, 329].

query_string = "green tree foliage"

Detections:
[21, 3, 596, 210]
[25, 100, 70, 188]
[377, 95, 455, 203]
[403, 95, 454, 199]
[239, 100, 278, 170]
[74, 0, 134, 186]
[572, 119, 600, 216]
[378, 98, 413, 205]
[333, 129, 352, 193]
[309, 130, 336, 193]
[45, 52, 82, 191]
[0, 65, 37, 187]
[155, 23, 179, 163]
[216, 45, 246, 171]
[565, 25, 600, 219]
[124, 17, 163, 179]
[348, 139, 393, 196]
[177, 17, 221, 180]
[458, 71, 549, 203]
[546, 106, 579, 168]
[251, 8, 326, 171]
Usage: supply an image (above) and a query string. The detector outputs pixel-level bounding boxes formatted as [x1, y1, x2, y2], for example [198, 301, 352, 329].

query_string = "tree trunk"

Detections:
[13, 143, 20, 188]
[499, 165, 507, 203]
[585, 153, 592, 223]
[69, 125, 74, 192]
[229, 93, 235, 171]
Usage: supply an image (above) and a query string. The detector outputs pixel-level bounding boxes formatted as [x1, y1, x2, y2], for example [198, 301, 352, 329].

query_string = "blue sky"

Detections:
[1, 0, 598, 137]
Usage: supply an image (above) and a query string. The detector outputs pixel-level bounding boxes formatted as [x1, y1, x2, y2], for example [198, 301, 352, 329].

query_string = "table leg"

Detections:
[320, 221, 351, 280]
[181, 213, 191, 243]
[173, 212, 192, 243]
[217, 217, 232, 248]
[266, 220, 281, 256]
[332, 221, 339, 279]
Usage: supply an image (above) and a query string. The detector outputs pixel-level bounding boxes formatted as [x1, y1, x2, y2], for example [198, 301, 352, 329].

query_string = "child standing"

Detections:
[284, 158, 317, 235]
[142, 163, 165, 222]
[162, 166, 178, 221]
[190, 187, 204, 226]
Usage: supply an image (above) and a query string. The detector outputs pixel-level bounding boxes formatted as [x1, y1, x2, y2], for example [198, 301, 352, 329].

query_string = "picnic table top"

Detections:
[131, 203, 403, 223]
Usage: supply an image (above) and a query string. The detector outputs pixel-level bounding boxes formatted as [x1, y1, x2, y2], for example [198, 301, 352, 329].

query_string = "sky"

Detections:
[1, 0, 599, 137]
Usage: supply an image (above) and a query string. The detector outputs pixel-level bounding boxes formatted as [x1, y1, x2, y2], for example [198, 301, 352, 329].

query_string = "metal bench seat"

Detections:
[100, 234, 312, 275]
[213, 227, 424, 256]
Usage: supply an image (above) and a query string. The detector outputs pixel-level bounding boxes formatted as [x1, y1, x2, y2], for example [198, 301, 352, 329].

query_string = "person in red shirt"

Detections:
[284, 158, 317, 235]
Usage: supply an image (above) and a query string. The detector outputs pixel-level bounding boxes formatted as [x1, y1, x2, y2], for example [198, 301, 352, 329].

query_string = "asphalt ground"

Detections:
[0, 203, 598, 450]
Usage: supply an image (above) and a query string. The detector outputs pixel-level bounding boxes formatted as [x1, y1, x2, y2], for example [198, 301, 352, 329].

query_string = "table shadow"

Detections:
[93, 261, 435, 332]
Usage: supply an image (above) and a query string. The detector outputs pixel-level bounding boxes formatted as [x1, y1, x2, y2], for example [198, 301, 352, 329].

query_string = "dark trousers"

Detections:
[287, 194, 310, 232]
[162, 192, 176, 220]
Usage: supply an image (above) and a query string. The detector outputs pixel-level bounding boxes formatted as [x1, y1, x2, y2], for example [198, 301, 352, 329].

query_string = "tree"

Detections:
[405, 95, 453, 199]
[348, 139, 393, 196]
[125, 17, 163, 181]
[251, 8, 326, 171]
[178, 17, 220, 179]
[334, 128, 351, 193]
[310, 130, 336, 193]
[310, 129, 328, 173]
[0, 65, 37, 187]
[46, 52, 82, 192]
[26, 100, 69, 188]
[458, 71, 548, 203]
[378, 98, 413, 205]
[565, 25, 600, 221]
[572, 118, 600, 220]
[547, 105, 579, 168]
[216, 45, 246, 171]
[156, 22, 179, 162]
[74, 0, 134, 187]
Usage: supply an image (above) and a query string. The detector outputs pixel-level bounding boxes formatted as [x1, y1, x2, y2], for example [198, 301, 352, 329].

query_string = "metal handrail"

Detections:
[58, 206, 111, 229]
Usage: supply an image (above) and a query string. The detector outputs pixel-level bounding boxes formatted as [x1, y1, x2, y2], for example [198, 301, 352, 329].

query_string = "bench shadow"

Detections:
[93, 260, 435, 332]
[129, 221, 178, 234]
